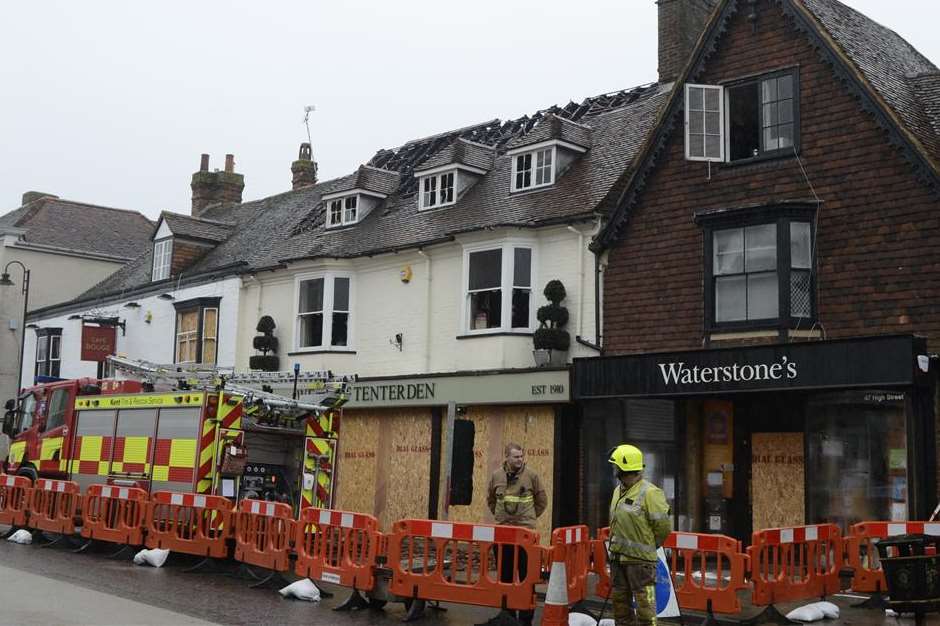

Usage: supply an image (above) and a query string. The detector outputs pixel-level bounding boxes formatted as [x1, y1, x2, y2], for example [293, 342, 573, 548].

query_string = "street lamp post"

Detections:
[0, 261, 31, 393]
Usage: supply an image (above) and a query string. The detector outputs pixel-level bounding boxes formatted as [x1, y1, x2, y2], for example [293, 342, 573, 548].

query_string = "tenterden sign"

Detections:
[574, 335, 923, 398]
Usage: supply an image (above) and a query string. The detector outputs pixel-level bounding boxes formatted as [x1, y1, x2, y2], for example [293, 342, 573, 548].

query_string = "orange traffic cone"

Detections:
[541, 542, 569, 626]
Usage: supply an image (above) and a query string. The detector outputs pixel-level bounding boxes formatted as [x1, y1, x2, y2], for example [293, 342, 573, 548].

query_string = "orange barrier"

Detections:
[846, 521, 940, 593]
[388, 519, 541, 612]
[0, 474, 31, 528]
[234, 499, 294, 573]
[748, 524, 842, 605]
[145, 491, 232, 558]
[81, 484, 148, 546]
[295, 507, 381, 591]
[551, 525, 591, 604]
[664, 532, 749, 614]
[27, 479, 80, 536]
[592, 526, 612, 599]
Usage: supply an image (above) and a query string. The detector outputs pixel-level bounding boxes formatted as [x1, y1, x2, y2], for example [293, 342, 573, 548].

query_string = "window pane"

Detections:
[300, 313, 323, 347]
[331, 312, 348, 346]
[689, 87, 704, 111]
[345, 196, 357, 222]
[791, 270, 812, 318]
[469, 249, 502, 290]
[729, 83, 760, 160]
[470, 290, 501, 330]
[763, 102, 778, 127]
[513, 248, 531, 287]
[299, 279, 324, 313]
[761, 77, 778, 103]
[705, 135, 721, 159]
[779, 99, 793, 124]
[334, 277, 350, 311]
[330, 201, 342, 225]
[778, 123, 794, 148]
[47, 389, 69, 430]
[178, 310, 198, 333]
[713, 229, 744, 275]
[511, 288, 530, 328]
[704, 87, 719, 111]
[705, 111, 720, 135]
[50, 335, 61, 360]
[715, 275, 746, 322]
[791, 222, 812, 269]
[747, 272, 779, 319]
[202, 309, 218, 340]
[690, 110, 704, 135]
[37, 336, 48, 362]
[202, 339, 217, 364]
[764, 127, 780, 151]
[778, 74, 793, 99]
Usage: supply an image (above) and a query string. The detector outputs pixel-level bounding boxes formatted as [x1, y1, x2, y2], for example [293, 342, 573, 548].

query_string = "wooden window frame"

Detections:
[172, 297, 221, 364]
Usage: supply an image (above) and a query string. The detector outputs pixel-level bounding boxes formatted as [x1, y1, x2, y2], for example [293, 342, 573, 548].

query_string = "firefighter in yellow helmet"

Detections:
[607, 444, 672, 626]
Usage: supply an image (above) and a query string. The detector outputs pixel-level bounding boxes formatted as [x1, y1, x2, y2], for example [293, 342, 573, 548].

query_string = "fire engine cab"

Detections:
[2, 357, 352, 512]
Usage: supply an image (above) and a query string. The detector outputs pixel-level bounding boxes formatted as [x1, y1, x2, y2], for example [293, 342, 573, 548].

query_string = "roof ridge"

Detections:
[401, 119, 502, 147]
[161, 211, 236, 227]
[40, 197, 153, 222]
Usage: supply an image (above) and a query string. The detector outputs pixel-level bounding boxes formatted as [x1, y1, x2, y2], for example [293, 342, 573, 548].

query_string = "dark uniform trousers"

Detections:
[610, 559, 657, 626]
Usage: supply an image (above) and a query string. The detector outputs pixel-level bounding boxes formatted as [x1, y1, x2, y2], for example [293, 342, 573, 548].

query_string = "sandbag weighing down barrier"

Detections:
[388, 519, 542, 619]
[664, 532, 749, 617]
[0, 474, 31, 535]
[551, 525, 592, 607]
[27, 479, 81, 547]
[80, 484, 149, 556]
[747, 524, 842, 623]
[295, 507, 382, 610]
[146, 491, 233, 570]
[846, 521, 940, 598]
[233, 499, 294, 587]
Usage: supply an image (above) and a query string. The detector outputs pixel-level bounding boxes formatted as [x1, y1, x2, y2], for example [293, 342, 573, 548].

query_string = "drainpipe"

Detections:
[566, 225, 585, 339]
[418, 249, 432, 372]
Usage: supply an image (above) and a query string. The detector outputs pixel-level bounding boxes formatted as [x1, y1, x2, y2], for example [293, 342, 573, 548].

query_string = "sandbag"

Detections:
[6, 529, 32, 544]
[568, 613, 597, 626]
[786, 604, 825, 622]
[133, 548, 170, 567]
[279, 578, 321, 602]
[807, 601, 839, 619]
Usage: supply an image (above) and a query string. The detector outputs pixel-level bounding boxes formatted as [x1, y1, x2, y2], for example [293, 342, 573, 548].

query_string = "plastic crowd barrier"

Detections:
[388, 519, 542, 612]
[295, 507, 381, 591]
[748, 523, 842, 606]
[551, 525, 591, 604]
[664, 532, 748, 614]
[145, 491, 232, 558]
[27, 479, 80, 536]
[846, 521, 940, 593]
[592, 526, 612, 599]
[0, 474, 31, 529]
[234, 499, 294, 573]
[81, 484, 149, 546]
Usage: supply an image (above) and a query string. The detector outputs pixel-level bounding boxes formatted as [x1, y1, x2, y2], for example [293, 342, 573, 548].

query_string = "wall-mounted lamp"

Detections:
[917, 354, 931, 373]
[25, 323, 39, 329]
[144, 311, 153, 324]
[389, 332, 403, 352]
[124, 302, 141, 309]
[68, 314, 83, 320]
[157, 293, 175, 301]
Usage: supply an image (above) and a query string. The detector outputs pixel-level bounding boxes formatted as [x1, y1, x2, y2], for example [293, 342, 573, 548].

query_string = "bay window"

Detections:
[464, 244, 534, 333]
[296, 273, 353, 350]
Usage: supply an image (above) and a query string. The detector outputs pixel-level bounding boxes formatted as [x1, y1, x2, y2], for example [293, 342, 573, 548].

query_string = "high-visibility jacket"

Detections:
[608, 478, 672, 563]
[486, 464, 547, 529]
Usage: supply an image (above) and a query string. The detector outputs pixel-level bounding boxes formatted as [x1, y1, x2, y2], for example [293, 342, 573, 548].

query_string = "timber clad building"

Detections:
[576, 0, 940, 541]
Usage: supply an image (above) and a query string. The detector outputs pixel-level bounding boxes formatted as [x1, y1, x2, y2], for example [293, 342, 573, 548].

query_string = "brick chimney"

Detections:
[291, 142, 318, 190]
[21, 191, 58, 206]
[190, 153, 245, 217]
[657, 0, 718, 84]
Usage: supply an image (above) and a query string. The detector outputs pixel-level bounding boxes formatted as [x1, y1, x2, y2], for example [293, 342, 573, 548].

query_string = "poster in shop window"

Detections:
[751, 432, 804, 531]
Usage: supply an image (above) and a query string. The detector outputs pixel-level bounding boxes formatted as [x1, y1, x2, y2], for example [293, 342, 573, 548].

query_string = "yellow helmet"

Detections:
[608, 444, 644, 472]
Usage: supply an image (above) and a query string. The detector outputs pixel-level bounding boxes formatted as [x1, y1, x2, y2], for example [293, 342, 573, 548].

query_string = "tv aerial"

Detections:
[303, 105, 316, 146]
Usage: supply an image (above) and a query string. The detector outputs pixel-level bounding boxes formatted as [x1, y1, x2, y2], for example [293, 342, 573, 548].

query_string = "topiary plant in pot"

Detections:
[533, 279, 570, 367]
[249, 315, 280, 371]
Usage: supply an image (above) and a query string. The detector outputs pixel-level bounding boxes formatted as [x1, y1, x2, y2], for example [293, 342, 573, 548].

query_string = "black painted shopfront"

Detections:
[572, 335, 937, 544]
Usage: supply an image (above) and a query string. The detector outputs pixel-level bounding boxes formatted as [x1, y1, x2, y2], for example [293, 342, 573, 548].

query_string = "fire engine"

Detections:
[1, 356, 354, 512]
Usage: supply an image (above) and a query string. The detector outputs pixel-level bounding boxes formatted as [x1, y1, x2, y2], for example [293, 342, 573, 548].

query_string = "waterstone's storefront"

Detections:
[573, 335, 937, 543]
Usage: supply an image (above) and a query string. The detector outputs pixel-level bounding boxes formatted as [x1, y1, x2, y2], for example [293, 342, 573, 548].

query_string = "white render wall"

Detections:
[20, 278, 241, 386]
[235, 223, 599, 377]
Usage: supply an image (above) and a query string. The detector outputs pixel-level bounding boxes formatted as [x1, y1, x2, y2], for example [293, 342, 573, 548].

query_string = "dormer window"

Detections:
[419, 171, 456, 210]
[327, 195, 358, 227]
[152, 238, 172, 281]
[511, 146, 554, 192]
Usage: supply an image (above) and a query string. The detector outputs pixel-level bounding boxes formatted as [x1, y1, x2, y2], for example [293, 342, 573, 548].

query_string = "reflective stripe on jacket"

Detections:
[608, 478, 672, 562]
[486, 464, 547, 529]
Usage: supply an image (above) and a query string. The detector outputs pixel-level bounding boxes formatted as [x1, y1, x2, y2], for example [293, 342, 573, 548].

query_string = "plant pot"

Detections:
[533, 349, 551, 367]
[549, 349, 568, 367]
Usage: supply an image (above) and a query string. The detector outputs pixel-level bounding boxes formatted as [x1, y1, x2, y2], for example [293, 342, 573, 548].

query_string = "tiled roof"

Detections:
[159, 211, 234, 243]
[414, 138, 496, 174]
[800, 0, 940, 161]
[504, 114, 593, 152]
[0, 196, 153, 260]
[64, 82, 669, 307]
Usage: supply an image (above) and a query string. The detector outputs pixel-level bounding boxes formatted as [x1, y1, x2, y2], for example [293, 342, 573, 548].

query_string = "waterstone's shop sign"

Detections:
[574, 335, 924, 398]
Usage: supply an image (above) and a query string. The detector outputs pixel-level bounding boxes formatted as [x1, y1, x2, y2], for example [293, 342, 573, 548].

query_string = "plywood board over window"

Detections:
[751, 432, 804, 531]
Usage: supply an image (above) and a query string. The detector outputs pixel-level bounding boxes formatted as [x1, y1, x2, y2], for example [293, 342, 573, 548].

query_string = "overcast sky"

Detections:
[1, 1, 937, 221]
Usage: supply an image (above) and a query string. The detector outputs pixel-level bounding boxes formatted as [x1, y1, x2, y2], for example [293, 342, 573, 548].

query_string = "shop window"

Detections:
[685, 70, 798, 163]
[464, 244, 533, 333]
[173, 298, 221, 364]
[701, 209, 815, 330]
[46, 388, 69, 431]
[295, 273, 353, 350]
[35, 329, 62, 378]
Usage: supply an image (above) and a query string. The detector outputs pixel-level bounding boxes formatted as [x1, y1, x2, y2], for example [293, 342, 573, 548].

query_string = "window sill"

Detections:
[456, 331, 534, 340]
[720, 151, 798, 169]
[508, 184, 554, 197]
[287, 349, 357, 356]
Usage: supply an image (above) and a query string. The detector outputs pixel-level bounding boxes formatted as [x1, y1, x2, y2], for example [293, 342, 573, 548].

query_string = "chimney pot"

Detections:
[291, 143, 318, 190]
[225, 154, 235, 173]
[200, 154, 210, 172]
[191, 153, 244, 217]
